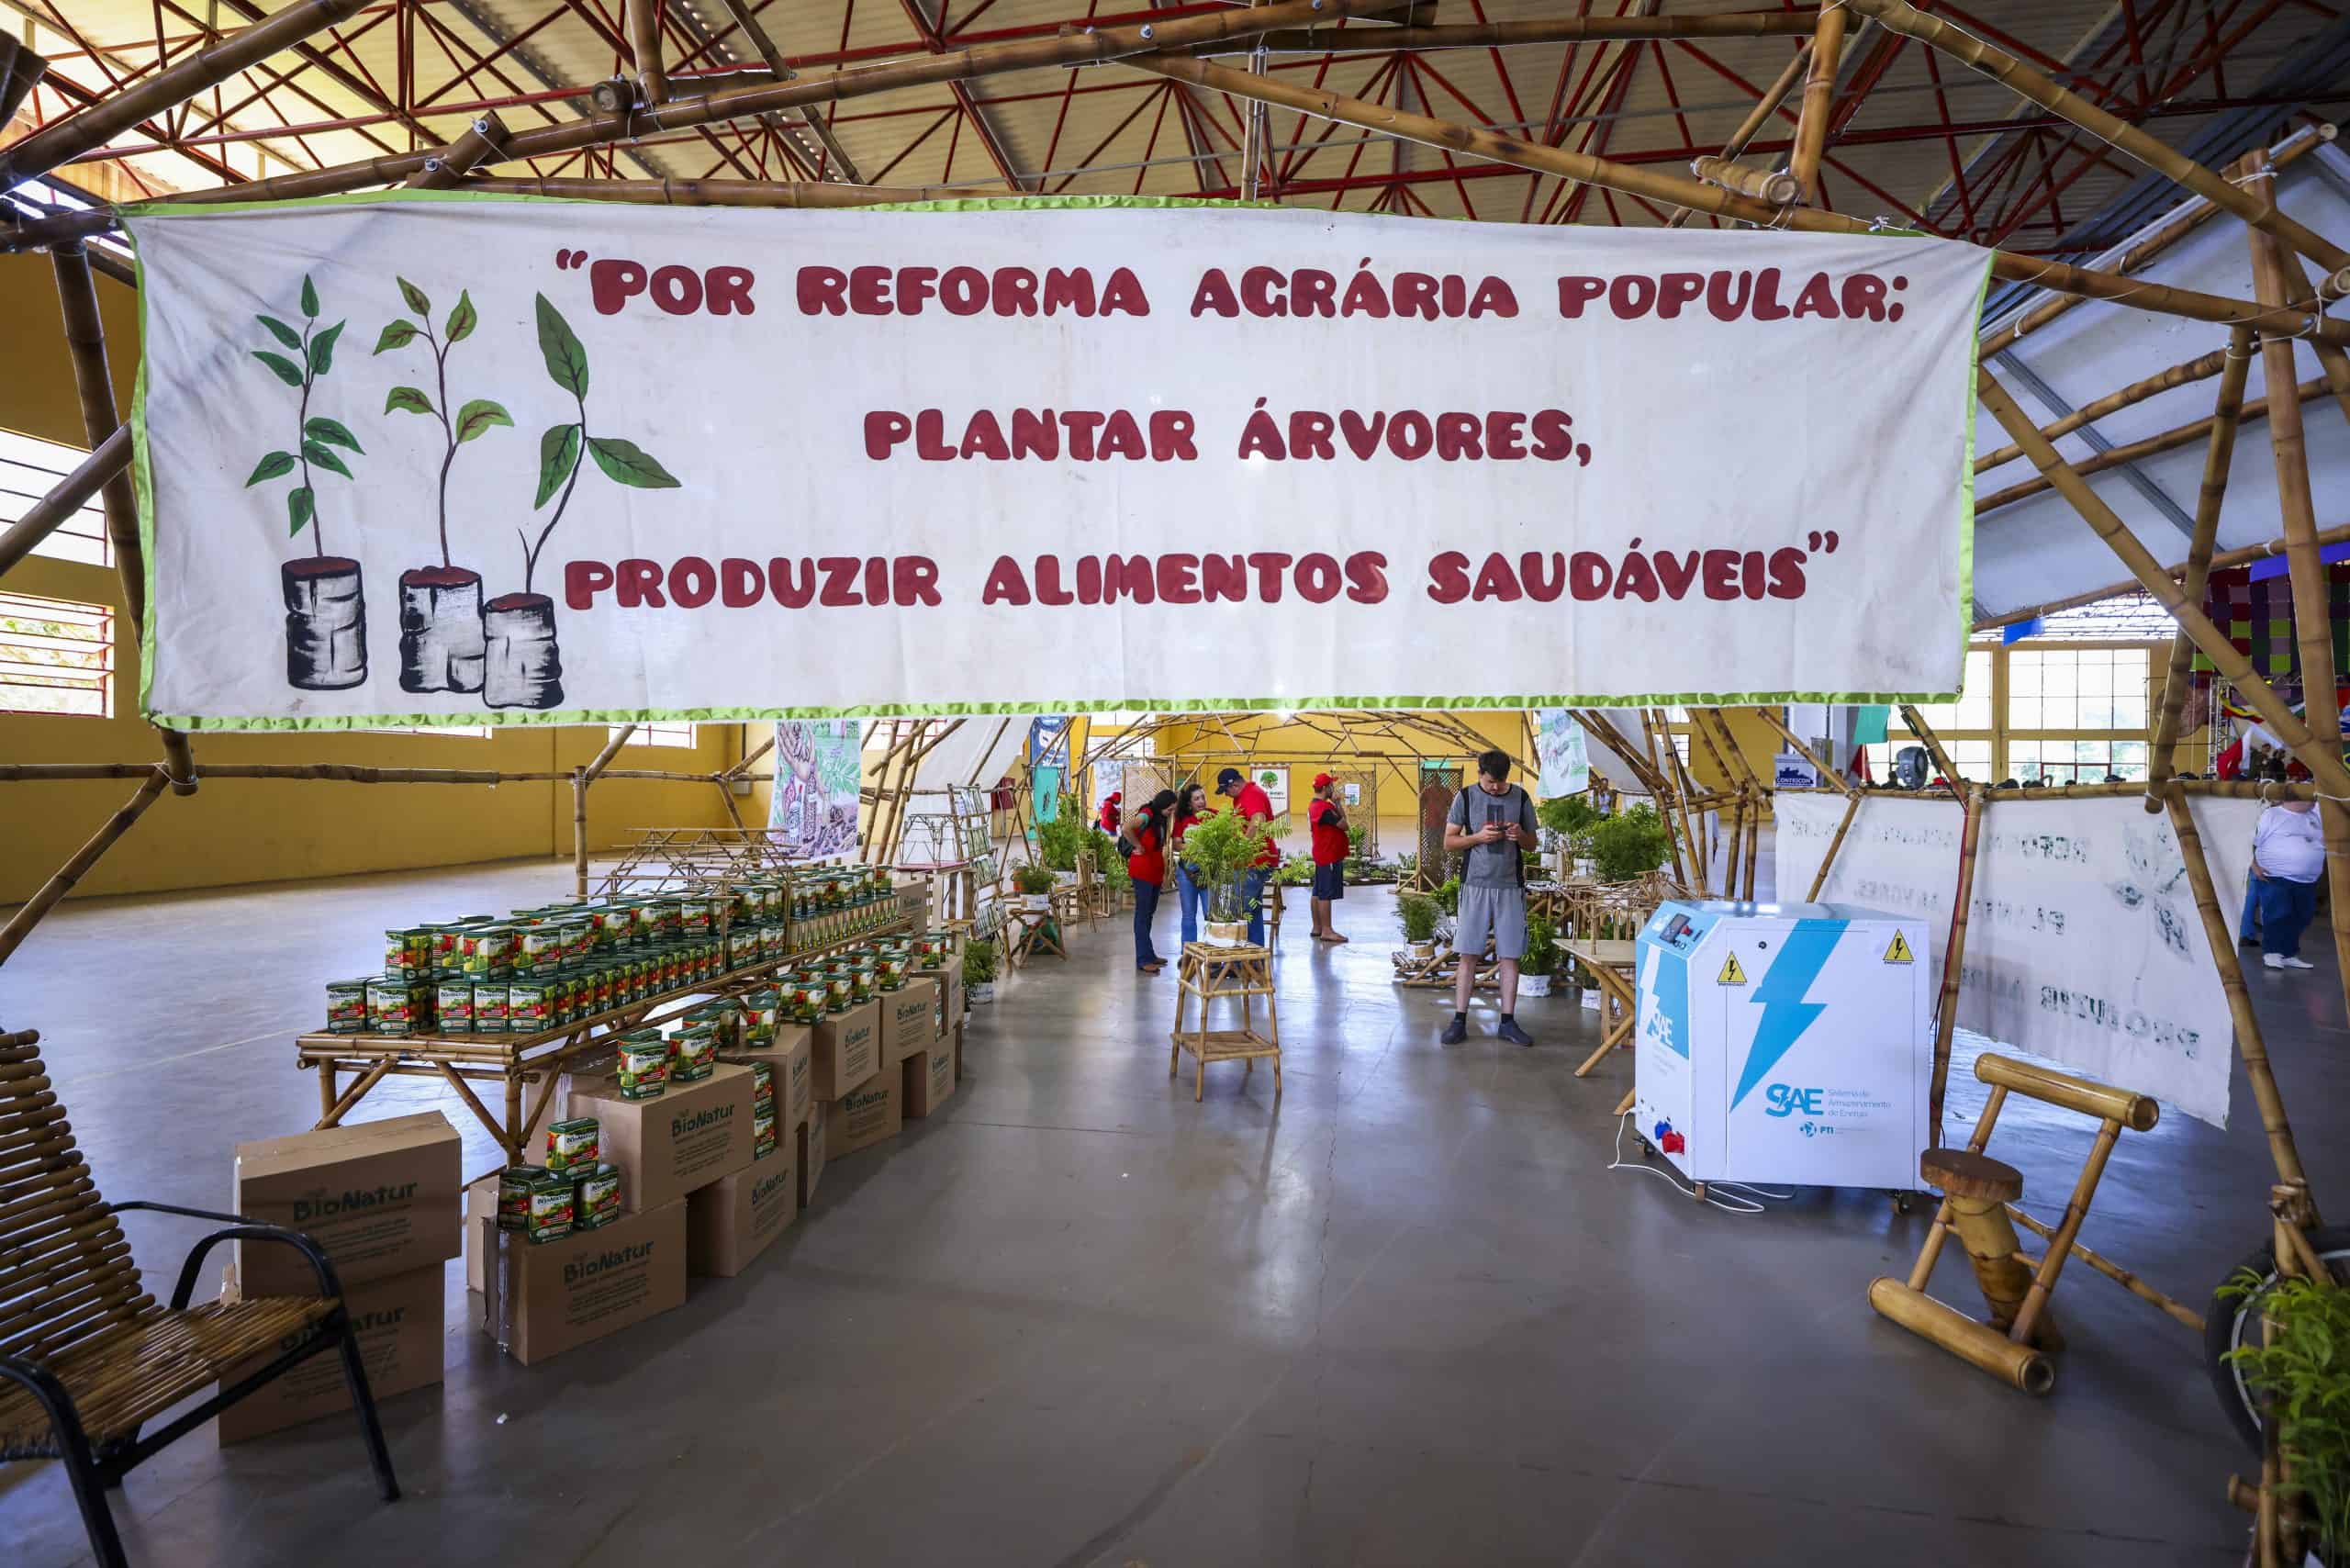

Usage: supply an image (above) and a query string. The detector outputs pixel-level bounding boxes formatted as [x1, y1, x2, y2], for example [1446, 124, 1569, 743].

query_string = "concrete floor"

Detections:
[4, 860, 2344, 1567]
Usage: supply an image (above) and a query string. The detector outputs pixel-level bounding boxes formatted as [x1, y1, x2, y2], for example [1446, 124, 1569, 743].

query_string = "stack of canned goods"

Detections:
[492, 1119, 626, 1247]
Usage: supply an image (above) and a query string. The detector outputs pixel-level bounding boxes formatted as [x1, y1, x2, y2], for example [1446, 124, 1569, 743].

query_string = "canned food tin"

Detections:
[474, 981, 510, 1034]
[496, 1165, 541, 1230]
[679, 898, 713, 935]
[555, 920, 593, 964]
[435, 979, 475, 1034]
[526, 1170, 575, 1245]
[752, 1104, 778, 1160]
[461, 924, 515, 977]
[508, 980, 552, 1035]
[594, 906, 630, 950]
[728, 928, 760, 969]
[744, 1058, 774, 1112]
[823, 974, 852, 1013]
[617, 1036, 668, 1100]
[744, 991, 781, 1044]
[672, 1024, 719, 1082]
[384, 928, 430, 973]
[515, 925, 561, 976]
[546, 1115, 600, 1177]
[574, 1162, 622, 1229]
[876, 954, 909, 990]
[850, 966, 877, 1004]
[326, 978, 370, 1034]
[366, 975, 418, 1035]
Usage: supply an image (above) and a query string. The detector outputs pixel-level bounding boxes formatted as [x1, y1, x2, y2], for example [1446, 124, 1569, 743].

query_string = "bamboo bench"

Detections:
[0, 1029, 398, 1567]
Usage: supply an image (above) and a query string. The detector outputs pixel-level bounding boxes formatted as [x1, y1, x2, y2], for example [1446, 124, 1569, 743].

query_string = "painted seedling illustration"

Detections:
[246, 274, 366, 690]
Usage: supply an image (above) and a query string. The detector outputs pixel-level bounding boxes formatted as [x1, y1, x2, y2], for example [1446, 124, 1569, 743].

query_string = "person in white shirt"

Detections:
[2252, 798, 2325, 970]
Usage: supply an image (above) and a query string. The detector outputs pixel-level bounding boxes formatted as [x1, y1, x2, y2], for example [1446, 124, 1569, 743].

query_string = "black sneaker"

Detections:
[1497, 1017, 1535, 1047]
[1439, 1015, 1468, 1046]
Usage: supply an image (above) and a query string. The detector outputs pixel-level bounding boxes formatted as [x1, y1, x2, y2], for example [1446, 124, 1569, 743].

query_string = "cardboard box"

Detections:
[810, 1000, 879, 1103]
[823, 1068, 901, 1159]
[464, 1174, 496, 1295]
[902, 1040, 957, 1118]
[929, 978, 952, 1043]
[881, 979, 938, 1068]
[233, 1113, 462, 1297]
[685, 1156, 799, 1277]
[796, 1110, 825, 1209]
[567, 1065, 755, 1212]
[483, 1198, 686, 1365]
[216, 1262, 445, 1445]
[720, 1023, 812, 1130]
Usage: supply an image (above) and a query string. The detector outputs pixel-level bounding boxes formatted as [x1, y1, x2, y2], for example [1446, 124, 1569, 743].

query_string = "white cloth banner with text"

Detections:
[129, 196, 1990, 727]
[1774, 791, 2255, 1126]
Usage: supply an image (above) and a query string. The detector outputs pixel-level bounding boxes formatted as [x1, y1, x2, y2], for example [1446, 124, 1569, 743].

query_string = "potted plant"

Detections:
[1592, 802, 1673, 882]
[1038, 796, 1088, 880]
[1177, 806, 1263, 946]
[375, 277, 510, 694]
[1539, 794, 1603, 879]
[1013, 863, 1054, 911]
[2221, 1268, 2348, 1563]
[245, 274, 367, 689]
[1520, 913, 1558, 997]
[962, 939, 998, 1005]
[487, 293, 681, 711]
[1398, 891, 1439, 960]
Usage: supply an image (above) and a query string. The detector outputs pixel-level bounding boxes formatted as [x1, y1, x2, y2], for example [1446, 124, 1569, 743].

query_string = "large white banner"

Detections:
[127, 196, 1990, 728]
[1774, 791, 2255, 1126]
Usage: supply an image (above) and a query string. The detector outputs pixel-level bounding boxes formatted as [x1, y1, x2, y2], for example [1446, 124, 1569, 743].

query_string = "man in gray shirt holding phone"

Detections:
[1441, 748, 1540, 1047]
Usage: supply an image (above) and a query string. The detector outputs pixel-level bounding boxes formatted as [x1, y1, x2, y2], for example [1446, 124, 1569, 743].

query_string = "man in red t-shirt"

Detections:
[1215, 767, 1281, 946]
[1305, 772, 1350, 944]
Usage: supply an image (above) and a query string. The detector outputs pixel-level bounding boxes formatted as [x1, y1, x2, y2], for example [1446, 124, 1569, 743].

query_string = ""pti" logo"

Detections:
[1763, 1083, 1823, 1118]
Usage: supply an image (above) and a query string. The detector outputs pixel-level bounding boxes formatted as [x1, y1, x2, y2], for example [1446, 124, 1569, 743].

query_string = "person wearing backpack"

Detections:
[1125, 790, 1180, 974]
[1440, 748, 1539, 1047]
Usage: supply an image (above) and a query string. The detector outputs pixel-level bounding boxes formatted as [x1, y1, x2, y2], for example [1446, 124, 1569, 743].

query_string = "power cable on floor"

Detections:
[1607, 1112, 1796, 1215]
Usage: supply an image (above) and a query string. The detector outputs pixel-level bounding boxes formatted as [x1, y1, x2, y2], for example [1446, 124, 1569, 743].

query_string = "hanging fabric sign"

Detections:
[1774, 791, 2252, 1126]
[768, 719, 862, 858]
[126, 195, 1991, 729]
[1535, 709, 1592, 798]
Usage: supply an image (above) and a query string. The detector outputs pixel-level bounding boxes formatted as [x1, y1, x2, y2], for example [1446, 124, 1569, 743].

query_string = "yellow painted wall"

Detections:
[0, 253, 733, 907]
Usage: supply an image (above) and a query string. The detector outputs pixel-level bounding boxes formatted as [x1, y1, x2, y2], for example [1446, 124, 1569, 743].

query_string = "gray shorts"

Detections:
[1455, 884, 1528, 961]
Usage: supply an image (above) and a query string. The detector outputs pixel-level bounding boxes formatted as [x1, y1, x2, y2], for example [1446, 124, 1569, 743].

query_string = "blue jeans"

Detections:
[1177, 864, 1203, 947]
[1243, 867, 1271, 946]
[2258, 876, 2318, 959]
[1134, 876, 1164, 968]
[2241, 877, 2260, 941]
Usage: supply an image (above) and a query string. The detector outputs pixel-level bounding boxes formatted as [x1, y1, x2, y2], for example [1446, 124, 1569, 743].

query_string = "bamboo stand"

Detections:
[1560, 937, 1638, 1075]
[1169, 942, 1280, 1103]
[1003, 904, 1066, 969]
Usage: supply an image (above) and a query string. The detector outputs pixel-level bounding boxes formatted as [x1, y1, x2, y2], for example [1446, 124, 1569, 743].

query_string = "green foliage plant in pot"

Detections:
[1538, 794, 1603, 877]
[1592, 802, 1673, 883]
[1519, 913, 1558, 995]
[1397, 891, 1439, 959]
[1178, 807, 1262, 946]
[246, 274, 368, 690]
[1037, 795, 1088, 874]
[2221, 1270, 2350, 1562]
[962, 938, 998, 1003]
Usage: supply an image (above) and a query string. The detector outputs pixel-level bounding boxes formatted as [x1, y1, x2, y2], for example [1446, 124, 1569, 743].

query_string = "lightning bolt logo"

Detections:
[1733, 919, 1849, 1110]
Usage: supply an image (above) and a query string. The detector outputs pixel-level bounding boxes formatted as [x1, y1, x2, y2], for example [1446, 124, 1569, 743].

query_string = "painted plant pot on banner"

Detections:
[375, 277, 511, 694]
[487, 293, 680, 711]
[245, 274, 367, 689]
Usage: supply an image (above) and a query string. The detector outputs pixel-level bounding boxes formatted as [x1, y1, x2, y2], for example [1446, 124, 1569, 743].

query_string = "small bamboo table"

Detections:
[1004, 904, 1066, 969]
[1560, 938, 1639, 1077]
[1169, 942, 1281, 1102]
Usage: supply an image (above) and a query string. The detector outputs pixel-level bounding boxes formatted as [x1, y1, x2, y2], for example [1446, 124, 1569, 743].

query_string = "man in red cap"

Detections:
[1306, 772, 1350, 943]
[1214, 767, 1281, 945]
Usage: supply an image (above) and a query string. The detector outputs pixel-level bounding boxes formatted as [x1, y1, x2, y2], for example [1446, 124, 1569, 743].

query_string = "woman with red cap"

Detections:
[1098, 790, 1122, 835]
[1306, 773, 1350, 943]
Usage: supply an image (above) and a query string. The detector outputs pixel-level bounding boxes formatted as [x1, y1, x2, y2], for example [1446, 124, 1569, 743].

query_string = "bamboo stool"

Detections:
[1560, 938, 1638, 1076]
[1870, 1053, 2190, 1394]
[1169, 942, 1281, 1103]
[1051, 882, 1089, 926]
[1004, 905, 1065, 969]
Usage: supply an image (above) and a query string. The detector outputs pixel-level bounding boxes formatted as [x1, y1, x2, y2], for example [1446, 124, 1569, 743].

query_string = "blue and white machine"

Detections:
[1633, 901, 1933, 1193]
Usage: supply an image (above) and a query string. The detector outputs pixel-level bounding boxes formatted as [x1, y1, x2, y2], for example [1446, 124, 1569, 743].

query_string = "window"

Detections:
[613, 721, 695, 747]
[2007, 647, 2149, 733]
[1860, 651, 1997, 782]
[0, 590, 114, 716]
[0, 430, 111, 567]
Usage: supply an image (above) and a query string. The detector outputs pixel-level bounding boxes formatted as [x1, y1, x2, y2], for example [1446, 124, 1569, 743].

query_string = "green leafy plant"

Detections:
[1013, 863, 1055, 895]
[1537, 794, 1601, 839]
[1522, 913, 1558, 977]
[1592, 802, 1673, 881]
[1037, 793, 1090, 872]
[1432, 876, 1462, 917]
[1397, 892, 1439, 943]
[961, 941, 997, 985]
[1177, 807, 1265, 918]
[245, 273, 361, 554]
[520, 292, 679, 594]
[2221, 1270, 2350, 1555]
[1274, 857, 1314, 886]
[375, 275, 510, 569]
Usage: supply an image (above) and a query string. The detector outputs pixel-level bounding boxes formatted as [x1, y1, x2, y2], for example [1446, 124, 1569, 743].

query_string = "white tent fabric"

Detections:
[1971, 147, 2350, 622]
[908, 717, 1027, 796]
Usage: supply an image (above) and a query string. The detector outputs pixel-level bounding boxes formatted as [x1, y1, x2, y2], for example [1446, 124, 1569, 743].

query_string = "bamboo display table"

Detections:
[297, 914, 912, 1172]
[1169, 942, 1281, 1102]
[1004, 904, 1066, 969]
[1561, 938, 1638, 1076]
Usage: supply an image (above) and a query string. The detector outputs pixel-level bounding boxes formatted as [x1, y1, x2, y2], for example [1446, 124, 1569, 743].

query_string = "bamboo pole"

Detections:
[2165, 787, 2311, 1195]
[1927, 786, 1986, 1147]
[583, 723, 636, 784]
[1125, 53, 2350, 348]
[1759, 708, 1852, 796]
[1805, 790, 1863, 902]
[1787, 0, 1848, 206]
[0, 0, 371, 189]
[460, 174, 951, 207]
[1975, 521, 2350, 634]
[1979, 375, 2330, 512]
[1690, 156, 1797, 207]
[1976, 370, 2350, 801]
[403, 112, 508, 190]
[0, 0, 1383, 251]
[1218, 12, 1823, 50]
[2249, 195, 2350, 999]
[2148, 325, 2255, 811]
[2266, 243, 2350, 432]
[573, 769, 590, 897]
[1978, 123, 2333, 360]
[2007, 1117, 2123, 1346]
[1740, 785, 1761, 900]
[1840, 0, 2350, 278]
[53, 241, 197, 799]
[1667, 41, 1811, 229]
[627, 0, 669, 106]
[0, 768, 169, 969]
[1975, 345, 2230, 473]
[0, 425, 130, 580]
[2004, 1204, 2205, 1331]
[1897, 703, 1962, 790]
[1866, 1277, 2054, 1392]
